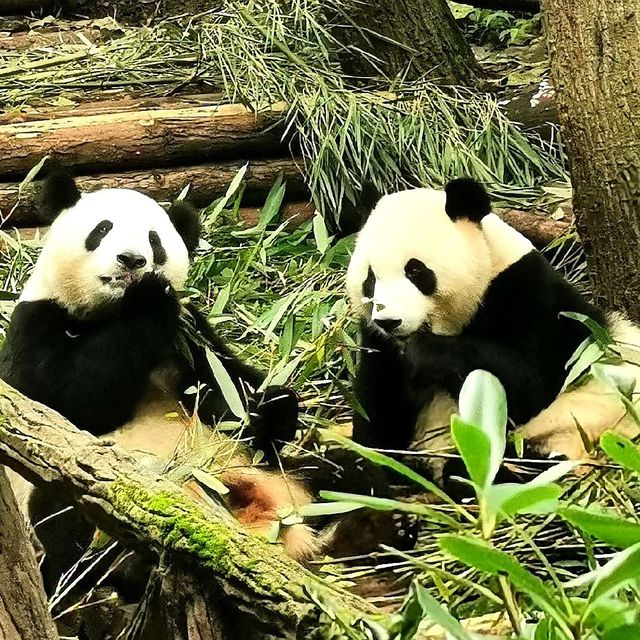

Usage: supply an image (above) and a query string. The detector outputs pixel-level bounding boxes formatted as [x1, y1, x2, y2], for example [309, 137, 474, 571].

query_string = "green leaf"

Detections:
[562, 341, 603, 390]
[451, 416, 490, 489]
[456, 370, 507, 489]
[192, 468, 230, 495]
[602, 625, 640, 640]
[559, 506, 640, 548]
[312, 212, 331, 255]
[320, 491, 458, 527]
[488, 482, 562, 519]
[204, 163, 248, 227]
[561, 312, 613, 348]
[440, 535, 569, 630]
[297, 501, 363, 517]
[587, 541, 640, 614]
[591, 363, 636, 400]
[205, 349, 246, 420]
[600, 431, 640, 473]
[257, 175, 286, 229]
[391, 581, 472, 640]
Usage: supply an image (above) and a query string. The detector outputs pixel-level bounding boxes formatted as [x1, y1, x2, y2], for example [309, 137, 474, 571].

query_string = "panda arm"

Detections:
[0, 275, 180, 435]
[179, 303, 299, 459]
[405, 333, 550, 425]
[352, 322, 420, 449]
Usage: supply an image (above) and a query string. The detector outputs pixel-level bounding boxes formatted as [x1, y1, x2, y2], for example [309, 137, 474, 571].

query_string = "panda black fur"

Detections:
[0, 171, 315, 599]
[346, 179, 640, 484]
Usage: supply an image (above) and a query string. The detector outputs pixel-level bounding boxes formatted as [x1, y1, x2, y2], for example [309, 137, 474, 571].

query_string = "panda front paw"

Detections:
[405, 331, 450, 377]
[122, 272, 180, 330]
[247, 386, 299, 463]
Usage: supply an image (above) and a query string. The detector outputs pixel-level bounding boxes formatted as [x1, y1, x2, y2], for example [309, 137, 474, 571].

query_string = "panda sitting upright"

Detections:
[346, 178, 640, 484]
[0, 171, 314, 597]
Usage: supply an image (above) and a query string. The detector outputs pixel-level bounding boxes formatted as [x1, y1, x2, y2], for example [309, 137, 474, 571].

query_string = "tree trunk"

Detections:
[0, 159, 307, 226]
[0, 103, 287, 180]
[542, 0, 640, 318]
[333, 0, 482, 84]
[0, 379, 380, 639]
[0, 467, 58, 640]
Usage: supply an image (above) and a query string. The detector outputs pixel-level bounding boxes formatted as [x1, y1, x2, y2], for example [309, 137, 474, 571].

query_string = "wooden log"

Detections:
[496, 207, 571, 248]
[0, 93, 226, 125]
[0, 158, 307, 226]
[0, 0, 52, 14]
[0, 203, 315, 251]
[0, 467, 58, 640]
[0, 379, 380, 638]
[0, 103, 288, 180]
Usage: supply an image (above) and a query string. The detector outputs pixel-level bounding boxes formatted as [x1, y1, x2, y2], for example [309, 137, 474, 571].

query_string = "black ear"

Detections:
[38, 170, 81, 223]
[168, 200, 201, 255]
[444, 178, 491, 223]
[338, 182, 384, 237]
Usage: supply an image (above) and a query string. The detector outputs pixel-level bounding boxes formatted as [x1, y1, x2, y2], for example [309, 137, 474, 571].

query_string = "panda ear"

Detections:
[444, 178, 491, 223]
[167, 199, 201, 255]
[38, 170, 81, 223]
[339, 182, 384, 236]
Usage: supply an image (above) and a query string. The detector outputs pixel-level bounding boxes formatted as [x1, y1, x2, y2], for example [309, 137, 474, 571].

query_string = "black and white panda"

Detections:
[0, 171, 316, 598]
[346, 178, 640, 484]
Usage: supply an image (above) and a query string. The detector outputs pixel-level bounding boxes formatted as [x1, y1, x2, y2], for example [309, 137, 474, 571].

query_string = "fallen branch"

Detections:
[0, 467, 57, 640]
[495, 207, 571, 247]
[0, 158, 307, 226]
[0, 103, 288, 179]
[0, 203, 315, 250]
[0, 380, 381, 638]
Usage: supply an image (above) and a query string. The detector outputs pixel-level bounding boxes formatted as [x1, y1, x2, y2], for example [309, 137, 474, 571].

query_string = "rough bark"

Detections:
[332, 0, 482, 84]
[0, 103, 288, 180]
[0, 379, 380, 639]
[0, 467, 58, 640]
[0, 159, 307, 226]
[542, 0, 640, 319]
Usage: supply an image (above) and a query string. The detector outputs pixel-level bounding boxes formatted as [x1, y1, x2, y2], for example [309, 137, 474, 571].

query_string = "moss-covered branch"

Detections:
[0, 379, 382, 638]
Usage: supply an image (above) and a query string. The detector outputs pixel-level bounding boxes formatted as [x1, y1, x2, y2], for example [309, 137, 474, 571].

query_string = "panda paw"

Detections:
[247, 386, 299, 463]
[122, 272, 180, 327]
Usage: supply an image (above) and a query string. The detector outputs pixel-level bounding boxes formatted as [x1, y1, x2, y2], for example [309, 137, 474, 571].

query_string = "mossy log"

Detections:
[0, 103, 288, 180]
[0, 379, 382, 638]
[0, 158, 307, 226]
[0, 467, 57, 640]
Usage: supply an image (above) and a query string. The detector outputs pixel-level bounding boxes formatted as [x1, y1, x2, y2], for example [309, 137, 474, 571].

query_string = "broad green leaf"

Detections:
[391, 581, 472, 640]
[488, 483, 562, 519]
[320, 491, 458, 527]
[562, 342, 603, 390]
[192, 469, 229, 495]
[205, 348, 246, 420]
[560, 312, 613, 348]
[297, 501, 363, 518]
[587, 541, 640, 614]
[592, 363, 636, 400]
[450, 416, 490, 488]
[440, 535, 569, 630]
[559, 506, 640, 549]
[312, 212, 331, 255]
[457, 370, 507, 489]
[600, 432, 640, 473]
[319, 431, 465, 513]
[602, 624, 640, 640]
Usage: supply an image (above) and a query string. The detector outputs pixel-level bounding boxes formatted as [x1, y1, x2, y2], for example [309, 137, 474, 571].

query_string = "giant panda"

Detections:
[346, 178, 640, 486]
[0, 171, 316, 601]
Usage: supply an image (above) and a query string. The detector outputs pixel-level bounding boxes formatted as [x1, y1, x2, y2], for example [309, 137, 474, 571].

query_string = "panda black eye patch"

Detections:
[149, 231, 167, 265]
[363, 266, 376, 299]
[85, 220, 113, 251]
[404, 259, 436, 295]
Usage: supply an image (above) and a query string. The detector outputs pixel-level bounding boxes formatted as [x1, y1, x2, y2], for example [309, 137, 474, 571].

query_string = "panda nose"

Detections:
[374, 318, 402, 332]
[117, 252, 147, 270]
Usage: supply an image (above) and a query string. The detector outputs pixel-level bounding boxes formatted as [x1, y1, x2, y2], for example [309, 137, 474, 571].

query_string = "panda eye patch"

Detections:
[362, 267, 376, 300]
[404, 259, 436, 295]
[85, 220, 113, 251]
[149, 231, 167, 266]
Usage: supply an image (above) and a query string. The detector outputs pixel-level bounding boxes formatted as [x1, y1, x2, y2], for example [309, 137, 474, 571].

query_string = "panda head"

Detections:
[346, 178, 533, 337]
[21, 171, 201, 314]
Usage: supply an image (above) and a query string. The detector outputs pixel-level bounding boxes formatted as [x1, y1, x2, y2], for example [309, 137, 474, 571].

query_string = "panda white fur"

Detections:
[0, 171, 316, 599]
[346, 179, 640, 485]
